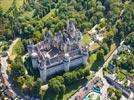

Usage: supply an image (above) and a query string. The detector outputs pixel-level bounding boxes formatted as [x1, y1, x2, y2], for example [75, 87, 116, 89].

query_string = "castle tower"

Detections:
[31, 52, 38, 69]
[67, 21, 76, 38]
[27, 41, 34, 55]
[44, 31, 52, 50]
[82, 47, 88, 65]
[64, 53, 70, 72]
[39, 60, 47, 81]
[76, 30, 82, 43]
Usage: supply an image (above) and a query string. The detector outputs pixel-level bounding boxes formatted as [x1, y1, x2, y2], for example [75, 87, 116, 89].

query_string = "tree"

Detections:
[32, 78, 43, 96]
[48, 78, 62, 94]
[103, 30, 114, 47]
[56, 21, 65, 31]
[84, 69, 90, 78]
[17, 76, 25, 88]
[24, 24, 34, 37]
[25, 76, 35, 93]
[108, 87, 114, 97]
[11, 56, 25, 81]
[74, 3, 83, 11]
[115, 90, 122, 99]
[127, 55, 134, 70]
[4, 29, 14, 40]
[0, 7, 3, 17]
[33, 31, 43, 43]
[111, 95, 117, 100]
[97, 49, 104, 61]
[102, 43, 109, 55]
[59, 84, 66, 97]
[124, 32, 134, 47]
[63, 72, 73, 85]
[0, 91, 5, 99]
[56, 76, 64, 84]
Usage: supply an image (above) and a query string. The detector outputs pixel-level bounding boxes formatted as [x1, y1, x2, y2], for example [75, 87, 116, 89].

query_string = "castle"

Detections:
[27, 21, 88, 81]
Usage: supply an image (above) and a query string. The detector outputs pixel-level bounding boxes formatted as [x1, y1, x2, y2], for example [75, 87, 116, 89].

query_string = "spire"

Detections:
[67, 21, 76, 38]
[44, 31, 52, 42]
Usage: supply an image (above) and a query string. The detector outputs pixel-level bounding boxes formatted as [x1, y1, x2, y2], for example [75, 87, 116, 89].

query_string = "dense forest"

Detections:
[0, 0, 134, 43]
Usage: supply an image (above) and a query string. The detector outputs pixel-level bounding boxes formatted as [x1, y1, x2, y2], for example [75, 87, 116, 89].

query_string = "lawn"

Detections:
[81, 34, 92, 45]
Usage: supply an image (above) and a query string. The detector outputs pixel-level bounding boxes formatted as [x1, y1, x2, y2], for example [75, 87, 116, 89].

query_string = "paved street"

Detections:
[0, 38, 20, 99]
[95, 47, 118, 100]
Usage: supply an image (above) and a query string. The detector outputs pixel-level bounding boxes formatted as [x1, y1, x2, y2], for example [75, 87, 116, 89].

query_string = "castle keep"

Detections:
[27, 21, 88, 81]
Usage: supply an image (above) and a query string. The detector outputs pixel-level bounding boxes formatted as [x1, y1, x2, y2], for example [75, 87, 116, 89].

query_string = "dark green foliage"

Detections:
[48, 76, 66, 96]
[11, 56, 26, 81]
[102, 43, 109, 55]
[32, 78, 43, 96]
[108, 87, 122, 100]
[63, 69, 90, 85]
[48, 69, 90, 98]
[24, 24, 34, 37]
[97, 49, 104, 61]
[124, 32, 134, 48]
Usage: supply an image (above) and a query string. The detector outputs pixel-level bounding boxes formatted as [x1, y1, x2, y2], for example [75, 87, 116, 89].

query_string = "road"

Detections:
[0, 38, 20, 99]
[95, 48, 118, 100]
[0, 38, 20, 78]
[94, 41, 125, 100]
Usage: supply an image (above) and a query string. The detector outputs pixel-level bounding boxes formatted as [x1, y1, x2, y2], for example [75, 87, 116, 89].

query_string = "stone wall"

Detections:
[45, 55, 84, 77]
